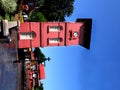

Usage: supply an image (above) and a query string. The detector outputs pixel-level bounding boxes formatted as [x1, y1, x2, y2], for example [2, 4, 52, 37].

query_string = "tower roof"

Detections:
[76, 18, 92, 49]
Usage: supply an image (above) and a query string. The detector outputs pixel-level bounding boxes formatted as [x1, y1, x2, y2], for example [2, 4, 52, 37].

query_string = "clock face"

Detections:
[73, 32, 79, 37]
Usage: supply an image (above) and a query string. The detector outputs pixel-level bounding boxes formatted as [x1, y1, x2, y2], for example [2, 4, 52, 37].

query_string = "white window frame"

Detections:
[49, 26, 62, 32]
[20, 32, 36, 40]
[49, 38, 62, 43]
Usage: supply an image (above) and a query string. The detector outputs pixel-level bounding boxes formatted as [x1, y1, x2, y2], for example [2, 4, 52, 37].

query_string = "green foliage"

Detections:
[29, 11, 47, 22]
[0, 15, 3, 21]
[35, 87, 43, 90]
[34, 48, 41, 59]
[10, 16, 15, 21]
[33, 48, 46, 64]
[4, 13, 15, 21]
[5, 13, 10, 21]
[39, 0, 74, 21]
[35, 83, 44, 90]
[0, 0, 17, 13]
[36, 0, 45, 7]
[0, 13, 15, 21]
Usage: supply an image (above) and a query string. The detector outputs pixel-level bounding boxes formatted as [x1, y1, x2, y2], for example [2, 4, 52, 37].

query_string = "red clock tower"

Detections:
[18, 18, 92, 49]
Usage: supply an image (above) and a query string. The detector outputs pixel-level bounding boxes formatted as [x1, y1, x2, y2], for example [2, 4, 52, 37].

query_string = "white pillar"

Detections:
[2, 20, 20, 36]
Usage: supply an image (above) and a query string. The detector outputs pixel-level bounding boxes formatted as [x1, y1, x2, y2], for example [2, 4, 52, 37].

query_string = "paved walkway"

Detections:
[0, 29, 21, 90]
[0, 44, 18, 90]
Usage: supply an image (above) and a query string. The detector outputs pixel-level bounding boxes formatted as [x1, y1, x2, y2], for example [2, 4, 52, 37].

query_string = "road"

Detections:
[0, 30, 20, 90]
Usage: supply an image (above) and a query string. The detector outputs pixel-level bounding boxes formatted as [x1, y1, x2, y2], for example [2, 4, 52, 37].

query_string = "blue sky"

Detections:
[41, 0, 120, 90]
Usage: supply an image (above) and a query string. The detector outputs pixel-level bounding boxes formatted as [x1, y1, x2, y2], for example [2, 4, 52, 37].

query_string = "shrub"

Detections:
[0, 15, 3, 21]
[29, 11, 47, 22]
[0, 0, 17, 13]
[10, 16, 15, 21]
[0, 13, 15, 21]
[4, 13, 10, 21]
[36, 0, 44, 7]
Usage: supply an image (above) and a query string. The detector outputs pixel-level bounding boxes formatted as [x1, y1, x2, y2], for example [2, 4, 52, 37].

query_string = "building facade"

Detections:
[18, 19, 92, 49]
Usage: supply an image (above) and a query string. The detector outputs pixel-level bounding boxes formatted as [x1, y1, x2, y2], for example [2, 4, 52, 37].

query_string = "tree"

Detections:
[29, 10, 47, 22]
[36, 0, 45, 7]
[34, 48, 44, 59]
[38, 0, 74, 21]
[33, 48, 46, 64]
[0, 0, 17, 13]
[35, 83, 44, 90]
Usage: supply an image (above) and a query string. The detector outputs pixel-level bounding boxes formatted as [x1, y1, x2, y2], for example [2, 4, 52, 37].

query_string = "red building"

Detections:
[39, 64, 45, 80]
[18, 19, 92, 49]
[27, 63, 45, 89]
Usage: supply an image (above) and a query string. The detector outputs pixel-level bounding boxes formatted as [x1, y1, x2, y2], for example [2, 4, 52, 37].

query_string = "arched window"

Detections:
[49, 38, 62, 43]
[20, 31, 36, 40]
[49, 26, 62, 32]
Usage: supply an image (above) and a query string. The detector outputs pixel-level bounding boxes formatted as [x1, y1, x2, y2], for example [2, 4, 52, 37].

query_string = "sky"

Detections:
[41, 0, 120, 90]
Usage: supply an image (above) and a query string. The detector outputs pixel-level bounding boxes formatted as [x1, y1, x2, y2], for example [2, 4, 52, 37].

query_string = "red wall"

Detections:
[41, 22, 65, 47]
[66, 22, 84, 46]
[30, 22, 40, 47]
[18, 22, 40, 48]
[39, 64, 45, 79]
[18, 22, 84, 48]
[18, 22, 30, 48]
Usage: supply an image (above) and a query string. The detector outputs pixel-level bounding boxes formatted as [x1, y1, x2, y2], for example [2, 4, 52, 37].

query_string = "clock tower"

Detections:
[18, 18, 92, 49]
